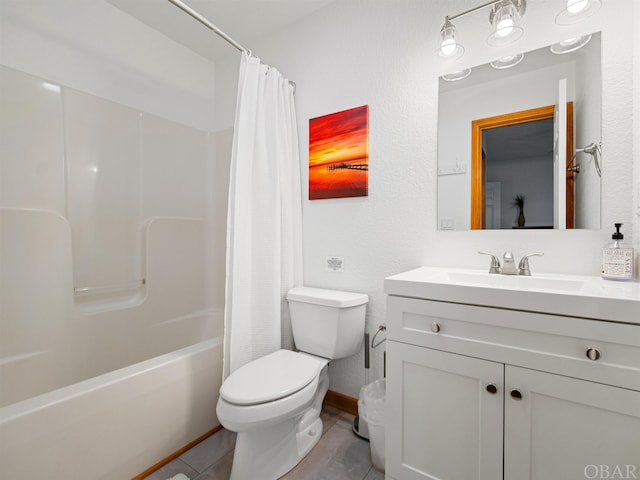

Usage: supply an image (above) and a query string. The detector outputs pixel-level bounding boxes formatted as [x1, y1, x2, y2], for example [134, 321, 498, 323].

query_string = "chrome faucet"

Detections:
[478, 251, 544, 276]
[517, 252, 544, 276]
[478, 251, 501, 274]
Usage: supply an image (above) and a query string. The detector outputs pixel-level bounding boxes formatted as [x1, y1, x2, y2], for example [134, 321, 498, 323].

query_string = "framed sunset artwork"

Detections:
[308, 105, 369, 200]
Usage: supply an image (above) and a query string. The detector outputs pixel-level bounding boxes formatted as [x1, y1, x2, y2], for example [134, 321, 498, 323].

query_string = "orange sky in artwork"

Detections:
[309, 106, 369, 167]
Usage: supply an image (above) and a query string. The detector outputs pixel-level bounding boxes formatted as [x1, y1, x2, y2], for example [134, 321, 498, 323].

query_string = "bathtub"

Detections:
[1, 208, 225, 478]
[0, 336, 223, 479]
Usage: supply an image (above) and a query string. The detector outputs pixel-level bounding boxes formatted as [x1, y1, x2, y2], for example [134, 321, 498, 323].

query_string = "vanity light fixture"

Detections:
[440, 0, 597, 64]
[490, 53, 524, 69]
[438, 0, 526, 61]
[555, 0, 602, 25]
[550, 34, 592, 54]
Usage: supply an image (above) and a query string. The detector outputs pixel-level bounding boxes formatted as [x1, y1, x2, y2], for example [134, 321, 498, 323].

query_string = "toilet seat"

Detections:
[216, 351, 329, 433]
[220, 349, 322, 406]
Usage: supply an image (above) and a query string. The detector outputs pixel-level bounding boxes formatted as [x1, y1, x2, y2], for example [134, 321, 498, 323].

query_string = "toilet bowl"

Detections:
[217, 349, 328, 432]
[216, 286, 368, 480]
[217, 350, 329, 479]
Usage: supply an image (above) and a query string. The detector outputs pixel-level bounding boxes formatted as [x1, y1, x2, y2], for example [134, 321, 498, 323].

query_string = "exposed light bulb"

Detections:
[496, 17, 515, 37]
[567, 0, 589, 14]
[440, 38, 457, 56]
[493, 2, 518, 38]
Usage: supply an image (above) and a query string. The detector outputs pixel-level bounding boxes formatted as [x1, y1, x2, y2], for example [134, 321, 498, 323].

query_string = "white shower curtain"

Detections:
[223, 52, 303, 378]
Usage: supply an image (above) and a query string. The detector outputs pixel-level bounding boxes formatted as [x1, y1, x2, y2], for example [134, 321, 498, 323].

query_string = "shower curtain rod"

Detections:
[166, 0, 296, 92]
[167, 0, 247, 54]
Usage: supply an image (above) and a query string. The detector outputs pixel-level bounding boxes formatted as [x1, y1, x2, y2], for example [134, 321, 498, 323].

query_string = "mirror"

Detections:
[437, 32, 601, 230]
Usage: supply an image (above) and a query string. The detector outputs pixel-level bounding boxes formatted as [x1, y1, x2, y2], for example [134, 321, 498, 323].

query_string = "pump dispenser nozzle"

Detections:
[612, 223, 624, 240]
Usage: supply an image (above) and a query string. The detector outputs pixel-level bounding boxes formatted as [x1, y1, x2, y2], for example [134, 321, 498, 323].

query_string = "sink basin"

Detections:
[443, 271, 586, 292]
[384, 266, 640, 324]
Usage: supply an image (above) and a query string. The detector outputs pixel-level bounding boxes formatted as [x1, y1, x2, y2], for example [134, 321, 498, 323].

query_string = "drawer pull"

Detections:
[585, 347, 601, 361]
[486, 383, 498, 394]
[431, 322, 441, 333]
[510, 389, 523, 400]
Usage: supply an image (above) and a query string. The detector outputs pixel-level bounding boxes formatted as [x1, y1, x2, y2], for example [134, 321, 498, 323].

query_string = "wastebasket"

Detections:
[358, 378, 385, 471]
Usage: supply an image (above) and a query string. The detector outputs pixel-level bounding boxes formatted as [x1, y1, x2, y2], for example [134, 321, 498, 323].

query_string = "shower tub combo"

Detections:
[0, 65, 225, 479]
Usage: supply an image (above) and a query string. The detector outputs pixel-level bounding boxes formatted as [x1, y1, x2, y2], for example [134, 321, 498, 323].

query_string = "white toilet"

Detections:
[216, 286, 368, 480]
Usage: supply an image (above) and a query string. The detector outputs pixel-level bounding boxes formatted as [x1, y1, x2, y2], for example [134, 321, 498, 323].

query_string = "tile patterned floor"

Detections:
[144, 406, 384, 480]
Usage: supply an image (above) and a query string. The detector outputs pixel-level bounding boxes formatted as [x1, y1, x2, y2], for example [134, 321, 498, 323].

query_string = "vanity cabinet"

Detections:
[385, 294, 640, 480]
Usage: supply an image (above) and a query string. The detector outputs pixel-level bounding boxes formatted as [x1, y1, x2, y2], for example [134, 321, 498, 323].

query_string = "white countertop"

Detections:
[385, 267, 640, 325]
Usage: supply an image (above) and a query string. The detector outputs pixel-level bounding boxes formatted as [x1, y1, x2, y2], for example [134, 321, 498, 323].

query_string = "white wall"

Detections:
[215, 0, 637, 398]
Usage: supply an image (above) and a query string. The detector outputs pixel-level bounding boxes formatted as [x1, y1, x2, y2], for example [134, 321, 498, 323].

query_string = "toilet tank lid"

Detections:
[286, 286, 368, 308]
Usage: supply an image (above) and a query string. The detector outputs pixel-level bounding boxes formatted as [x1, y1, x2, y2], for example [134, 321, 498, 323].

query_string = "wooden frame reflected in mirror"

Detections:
[470, 103, 574, 230]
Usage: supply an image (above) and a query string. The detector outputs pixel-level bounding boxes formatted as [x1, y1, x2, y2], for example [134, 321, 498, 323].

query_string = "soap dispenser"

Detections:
[602, 223, 634, 281]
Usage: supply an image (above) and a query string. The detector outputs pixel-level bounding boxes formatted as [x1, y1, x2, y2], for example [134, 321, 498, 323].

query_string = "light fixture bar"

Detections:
[447, 0, 506, 22]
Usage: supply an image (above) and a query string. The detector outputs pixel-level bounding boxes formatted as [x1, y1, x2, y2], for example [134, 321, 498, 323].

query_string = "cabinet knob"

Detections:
[486, 383, 498, 394]
[510, 389, 523, 400]
[431, 322, 441, 333]
[585, 347, 601, 361]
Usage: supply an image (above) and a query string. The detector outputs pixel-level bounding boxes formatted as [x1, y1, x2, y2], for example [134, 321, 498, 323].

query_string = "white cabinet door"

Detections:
[386, 341, 504, 480]
[505, 365, 640, 480]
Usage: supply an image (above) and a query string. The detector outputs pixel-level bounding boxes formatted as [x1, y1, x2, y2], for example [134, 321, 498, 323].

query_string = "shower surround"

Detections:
[0, 65, 224, 477]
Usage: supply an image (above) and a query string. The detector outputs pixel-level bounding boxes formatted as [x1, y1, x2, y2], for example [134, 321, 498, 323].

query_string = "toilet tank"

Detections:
[286, 286, 368, 360]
